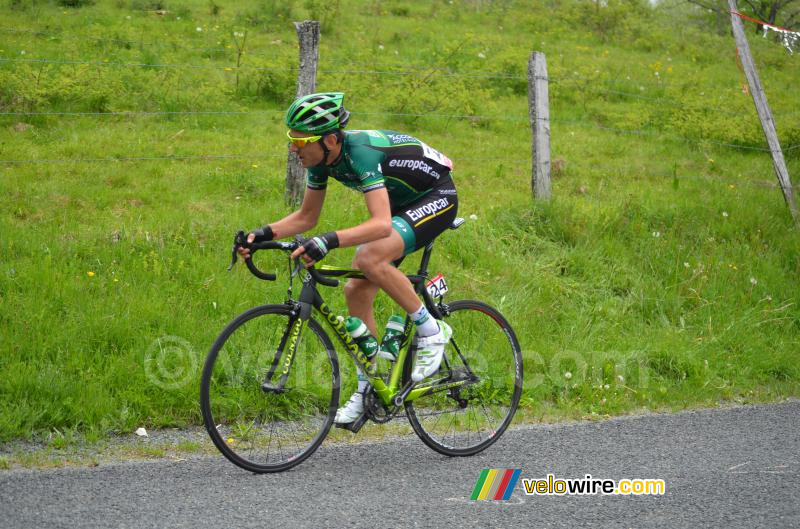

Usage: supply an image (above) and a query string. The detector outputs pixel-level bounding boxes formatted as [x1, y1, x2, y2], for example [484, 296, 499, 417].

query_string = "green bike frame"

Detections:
[270, 246, 472, 409]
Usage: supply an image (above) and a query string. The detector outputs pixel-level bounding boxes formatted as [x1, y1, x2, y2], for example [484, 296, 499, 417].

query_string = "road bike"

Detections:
[200, 218, 523, 473]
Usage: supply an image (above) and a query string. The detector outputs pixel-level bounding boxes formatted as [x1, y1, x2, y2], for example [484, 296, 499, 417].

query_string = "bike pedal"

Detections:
[334, 413, 368, 433]
[261, 381, 288, 394]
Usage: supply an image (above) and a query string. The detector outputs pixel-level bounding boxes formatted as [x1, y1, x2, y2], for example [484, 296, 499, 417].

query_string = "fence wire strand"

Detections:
[0, 56, 526, 80]
[3, 110, 791, 154]
[2, 55, 787, 121]
[1, 39, 797, 163]
[0, 153, 286, 165]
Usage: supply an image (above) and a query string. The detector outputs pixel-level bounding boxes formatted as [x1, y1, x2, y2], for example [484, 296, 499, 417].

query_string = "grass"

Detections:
[1, 0, 799, 445]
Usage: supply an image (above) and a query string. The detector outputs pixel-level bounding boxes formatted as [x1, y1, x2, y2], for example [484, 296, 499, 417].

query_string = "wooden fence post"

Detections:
[285, 20, 320, 207]
[528, 51, 551, 200]
[728, 0, 800, 228]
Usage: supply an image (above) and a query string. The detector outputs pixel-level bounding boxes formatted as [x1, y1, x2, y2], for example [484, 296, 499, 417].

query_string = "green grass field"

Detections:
[1, 0, 799, 445]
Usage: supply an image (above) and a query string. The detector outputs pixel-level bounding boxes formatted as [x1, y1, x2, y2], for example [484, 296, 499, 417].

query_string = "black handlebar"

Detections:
[228, 231, 340, 287]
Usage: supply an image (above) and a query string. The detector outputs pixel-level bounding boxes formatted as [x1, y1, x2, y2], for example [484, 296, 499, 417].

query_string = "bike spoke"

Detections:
[201, 306, 338, 473]
[404, 300, 522, 456]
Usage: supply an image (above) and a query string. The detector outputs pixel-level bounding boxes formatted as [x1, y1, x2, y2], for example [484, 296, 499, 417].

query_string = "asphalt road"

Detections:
[1, 401, 798, 529]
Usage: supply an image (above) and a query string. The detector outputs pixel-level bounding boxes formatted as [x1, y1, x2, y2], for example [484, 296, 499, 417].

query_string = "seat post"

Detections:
[416, 242, 435, 277]
[413, 217, 462, 283]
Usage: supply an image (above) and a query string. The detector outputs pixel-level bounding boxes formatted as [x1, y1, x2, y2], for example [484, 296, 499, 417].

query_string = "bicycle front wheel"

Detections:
[200, 304, 339, 473]
[404, 300, 522, 456]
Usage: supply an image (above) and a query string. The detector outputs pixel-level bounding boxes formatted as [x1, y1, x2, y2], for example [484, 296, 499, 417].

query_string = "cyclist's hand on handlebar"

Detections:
[251, 225, 274, 243]
[236, 225, 274, 260]
[291, 232, 339, 268]
[236, 235, 253, 260]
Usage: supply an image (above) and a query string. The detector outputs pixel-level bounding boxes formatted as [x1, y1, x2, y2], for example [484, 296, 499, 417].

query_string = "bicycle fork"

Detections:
[261, 301, 310, 393]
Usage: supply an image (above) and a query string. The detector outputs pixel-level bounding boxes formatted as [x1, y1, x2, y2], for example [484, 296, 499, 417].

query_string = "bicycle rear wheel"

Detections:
[403, 300, 522, 456]
[200, 304, 339, 473]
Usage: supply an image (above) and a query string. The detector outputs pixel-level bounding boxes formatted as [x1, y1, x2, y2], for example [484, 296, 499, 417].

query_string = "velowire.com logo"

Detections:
[470, 469, 522, 501]
[470, 470, 666, 500]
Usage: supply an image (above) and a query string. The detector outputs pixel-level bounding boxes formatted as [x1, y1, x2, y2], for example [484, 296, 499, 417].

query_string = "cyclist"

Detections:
[238, 92, 458, 424]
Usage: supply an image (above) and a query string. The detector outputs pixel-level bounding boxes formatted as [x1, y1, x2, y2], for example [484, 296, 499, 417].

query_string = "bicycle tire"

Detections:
[403, 299, 522, 456]
[200, 304, 339, 473]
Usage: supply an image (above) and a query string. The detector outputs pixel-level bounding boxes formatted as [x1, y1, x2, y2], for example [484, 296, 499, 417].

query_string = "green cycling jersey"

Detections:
[306, 130, 454, 209]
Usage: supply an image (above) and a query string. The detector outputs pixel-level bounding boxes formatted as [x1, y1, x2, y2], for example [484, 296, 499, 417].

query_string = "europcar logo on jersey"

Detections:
[387, 158, 441, 179]
[387, 133, 417, 144]
[405, 197, 450, 223]
[470, 469, 522, 501]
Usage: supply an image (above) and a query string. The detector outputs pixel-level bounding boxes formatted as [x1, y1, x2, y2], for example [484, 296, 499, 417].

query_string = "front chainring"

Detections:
[364, 390, 397, 424]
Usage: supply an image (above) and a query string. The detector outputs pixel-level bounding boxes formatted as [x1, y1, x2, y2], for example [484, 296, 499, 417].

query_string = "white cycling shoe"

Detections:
[334, 392, 364, 424]
[411, 321, 453, 382]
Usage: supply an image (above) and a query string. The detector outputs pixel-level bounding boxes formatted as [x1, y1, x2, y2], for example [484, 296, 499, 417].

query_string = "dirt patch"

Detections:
[12, 122, 34, 133]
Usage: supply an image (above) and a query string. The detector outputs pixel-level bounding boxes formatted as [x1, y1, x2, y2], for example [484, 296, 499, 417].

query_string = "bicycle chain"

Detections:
[363, 391, 401, 424]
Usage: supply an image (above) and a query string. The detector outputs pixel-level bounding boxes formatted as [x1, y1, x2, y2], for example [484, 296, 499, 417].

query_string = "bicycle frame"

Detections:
[267, 241, 474, 409]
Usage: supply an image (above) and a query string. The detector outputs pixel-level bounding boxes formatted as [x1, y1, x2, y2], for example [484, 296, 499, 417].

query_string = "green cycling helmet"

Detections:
[285, 92, 350, 134]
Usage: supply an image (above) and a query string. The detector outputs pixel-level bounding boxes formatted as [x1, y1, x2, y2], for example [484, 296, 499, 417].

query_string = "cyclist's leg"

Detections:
[343, 277, 381, 336]
[345, 183, 459, 327]
[339, 272, 380, 423]
[351, 231, 423, 315]
[339, 243, 410, 424]
[387, 185, 459, 380]
[344, 184, 459, 387]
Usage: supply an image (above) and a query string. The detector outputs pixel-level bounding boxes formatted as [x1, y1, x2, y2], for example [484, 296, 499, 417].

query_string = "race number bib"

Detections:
[426, 273, 449, 298]
[420, 142, 454, 170]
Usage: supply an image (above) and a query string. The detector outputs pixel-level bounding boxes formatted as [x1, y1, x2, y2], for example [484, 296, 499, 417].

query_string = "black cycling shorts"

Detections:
[390, 180, 458, 256]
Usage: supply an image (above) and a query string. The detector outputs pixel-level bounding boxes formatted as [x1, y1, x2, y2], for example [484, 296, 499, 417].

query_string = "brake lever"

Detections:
[290, 256, 303, 279]
[228, 230, 247, 271]
[290, 235, 305, 271]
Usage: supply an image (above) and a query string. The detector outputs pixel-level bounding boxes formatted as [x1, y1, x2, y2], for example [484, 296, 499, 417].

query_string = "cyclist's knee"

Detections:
[354, 247, 393, 276]
[343, 278, 377, 302]
[353, 251, 376, 274]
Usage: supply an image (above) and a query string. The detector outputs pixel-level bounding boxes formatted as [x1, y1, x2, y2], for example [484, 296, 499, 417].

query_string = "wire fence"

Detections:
[0, 56, 527, 80]
[4, 54, 796, 123]
[0, 26, 677, 85]
[0, 153, 285, 165]
[4, 21, 797, 111]
[0, 110, 283, 117]
[2, 29, 798, 184]
[2, 108, 797, 156]
[0, 151, 793, 192]
[0, 26, 527, 75]
[0, 26, 255, 60]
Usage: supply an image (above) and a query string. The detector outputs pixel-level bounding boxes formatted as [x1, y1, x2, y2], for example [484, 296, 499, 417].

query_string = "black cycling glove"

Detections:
[301, 232, 339, 262]
[250, 225, 274, 243]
